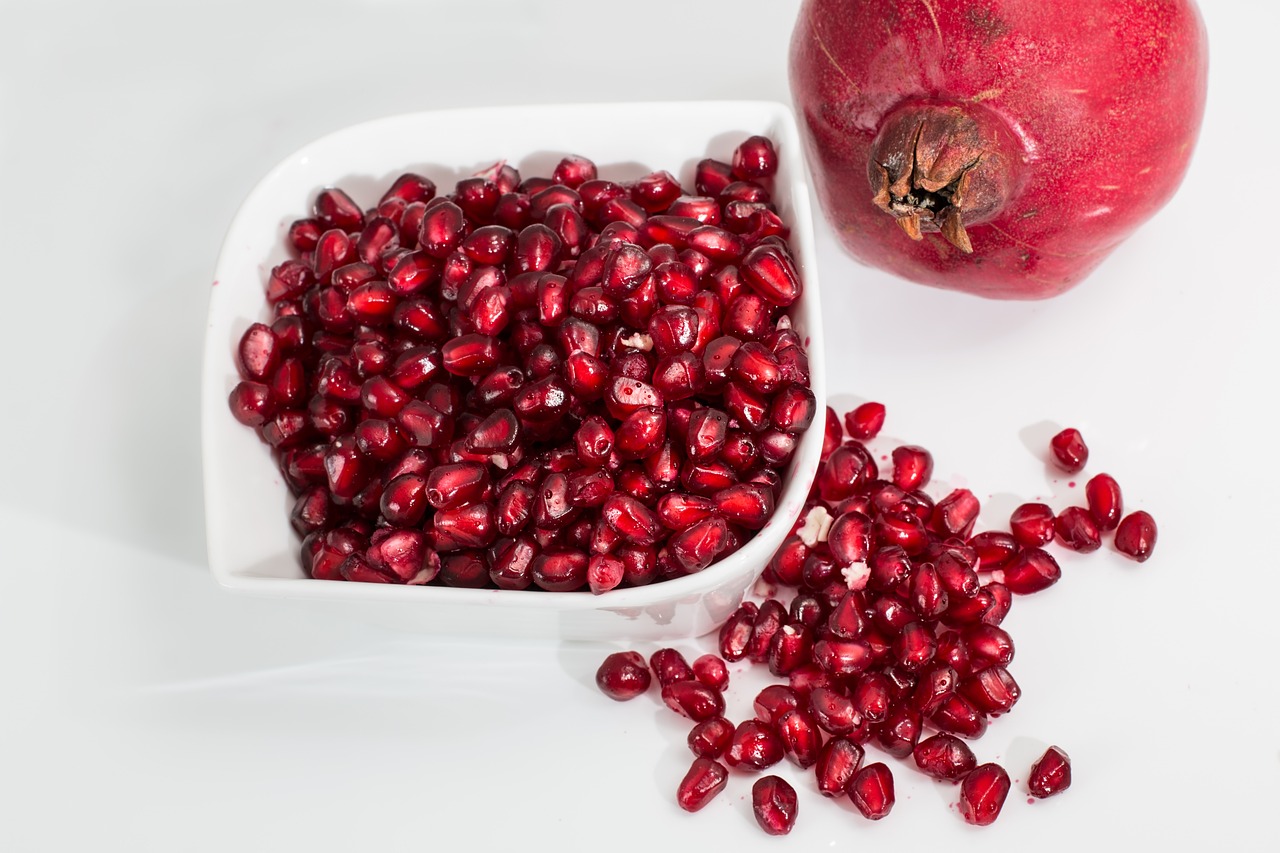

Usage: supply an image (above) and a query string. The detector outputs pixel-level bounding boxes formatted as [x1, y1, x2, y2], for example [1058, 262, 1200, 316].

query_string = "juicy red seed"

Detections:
[1085, 473, 1124, 531]
[844, 402, 885, 440]
[959, 763, 1011, 826]
[662, 680, 726, 722]
[768, 622, 814, 676]
[1050, 427, 1089, 473]
[970, 531, 1021, 571]
[238, 323, 280, 381]
[287, 219, 323, 254]
[692, 654, 729, 691]
[1115, 510, 1158, 562]
[1028, 746, 1073, 798]
[848, 762, 895, 820]
[531, 548, 588, 591]
[964, 623, 1016, 670]
[733, 135, 780, 180]
[815, 737, 865, 796]
[1000, 547, 1061, 594]
[726, 720, 785, 771]
[959, 666, 1021, 715]
[595, 651, 651, 700]
[314, 187, 364, 231]
[695, 159, 734, 196]
[551, 154, 596, 189]
[676, 758, 728, 812]
[932, 488, 980, 538]
[228, 381, 274, 426]
[380, 173, 436, 205]
[775, 708, 822, 768]
[713, 482, 774, 530]
[1055, 506, 1102, 552]
[688, 717, 735, 759]
[669, 516, 730, 573]
[650, 648, 695, 687]
[752, 776, 798, 836]
[913, 733, 977, 781]
[809, 687, 861, 736]
[719, 604, 758, 661]
[1009, 502, 1056, 547]
[740, 244, 801, 306]
[891, 445, 933, 490]
[754, 684, 800, 726]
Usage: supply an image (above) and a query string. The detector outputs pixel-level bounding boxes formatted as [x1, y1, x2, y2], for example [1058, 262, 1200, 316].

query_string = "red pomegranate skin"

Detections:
[789, 0, 1208, 298]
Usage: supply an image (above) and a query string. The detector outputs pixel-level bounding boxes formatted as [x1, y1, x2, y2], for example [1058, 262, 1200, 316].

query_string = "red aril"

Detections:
[751, 776, 798, 836]
[959, 763, 1011, 826]
[1115, 510, 1158, 562]
[595, 651, 651, 701]
[1029, 746, 1072, 798]
[848, 762, 895, 820]
[677, 758, 728, 813]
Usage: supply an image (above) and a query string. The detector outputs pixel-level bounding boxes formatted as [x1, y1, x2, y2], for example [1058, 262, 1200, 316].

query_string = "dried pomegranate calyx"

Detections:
[868, 100, 1023, 253]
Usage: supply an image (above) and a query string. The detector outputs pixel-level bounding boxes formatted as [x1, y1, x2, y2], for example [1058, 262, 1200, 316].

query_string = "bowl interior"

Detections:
[203, 101, 826, 615]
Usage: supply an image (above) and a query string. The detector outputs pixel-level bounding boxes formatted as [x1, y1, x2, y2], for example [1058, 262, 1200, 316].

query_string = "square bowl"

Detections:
[202, 100, 826, 641]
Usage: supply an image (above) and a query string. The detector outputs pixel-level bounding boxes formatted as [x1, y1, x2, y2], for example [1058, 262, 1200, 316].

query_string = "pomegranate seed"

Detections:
[650, 648, 695, 686]
[932, 489, 979, 538]
[732, 136, 779, 180]
[595, 651, 651, 700]
[959, 763, 1011, 826]
[768, 622, 814, 676]
[1085, 473, 1124, 531]
[314, 187, 363, 232]
[775, 707, 822, 768]
[692, 654, 729, 691]
[1028, 745, 1072, 798]
[1115, 510, 1158, 562]
[848, 762, 895, 820]
[845, 402, 885, 440]
[913, 733, 977, 781]
[751, 776, 798, 836]
[1000, 547, 1061, 594]
[753, 684, 800, 725]
[875, 703, 922, 758]
[676, 758, 728, 812]
[688, 717, 735, 759]
[1009, 502, 1056, 547]
[719, 603, 758, 661]
[662, 680, 726, 722]
[815, 737, 865, 796]
[959, 665, 1021, 715]
[726, 720, 785, 771]
[1055, 506, 1102, 552]
[380, 173, 436, 205]
[1050, 427, 1089, 473]
[228, 381, 274, 426]
[891, 445, 933, 490]
[808, 687, 860, 736]
[970, 531, 1021, 571]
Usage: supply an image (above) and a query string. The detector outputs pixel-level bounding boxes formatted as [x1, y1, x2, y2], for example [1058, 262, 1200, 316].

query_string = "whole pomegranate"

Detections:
[789, 0, 1208, 298]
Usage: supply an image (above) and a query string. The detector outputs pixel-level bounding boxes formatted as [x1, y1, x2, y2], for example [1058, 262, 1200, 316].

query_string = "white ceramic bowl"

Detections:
[202, 101, 826, 641]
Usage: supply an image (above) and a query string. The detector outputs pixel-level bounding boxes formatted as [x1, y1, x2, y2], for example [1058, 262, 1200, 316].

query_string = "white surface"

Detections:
[1, 1, 1276, 850]
[202, 101, 826, 641]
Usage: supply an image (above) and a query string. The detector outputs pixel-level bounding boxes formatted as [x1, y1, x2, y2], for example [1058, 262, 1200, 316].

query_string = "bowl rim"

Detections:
[203, 99, 827, 612]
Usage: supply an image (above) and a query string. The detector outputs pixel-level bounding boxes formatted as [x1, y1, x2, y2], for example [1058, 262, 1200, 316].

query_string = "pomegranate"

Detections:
[789, 0, 1208, 297]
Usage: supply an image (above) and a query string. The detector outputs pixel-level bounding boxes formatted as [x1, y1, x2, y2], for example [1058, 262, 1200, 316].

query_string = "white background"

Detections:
[2, 1, 1277, 850]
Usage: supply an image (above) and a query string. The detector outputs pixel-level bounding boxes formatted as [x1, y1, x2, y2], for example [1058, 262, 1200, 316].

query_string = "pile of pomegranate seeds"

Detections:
[228, 136, 818, 592]
[597, 406, 1157, 831]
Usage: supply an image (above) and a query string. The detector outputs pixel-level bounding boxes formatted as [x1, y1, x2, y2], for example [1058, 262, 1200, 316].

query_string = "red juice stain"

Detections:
[1068, 481, 1076, 488]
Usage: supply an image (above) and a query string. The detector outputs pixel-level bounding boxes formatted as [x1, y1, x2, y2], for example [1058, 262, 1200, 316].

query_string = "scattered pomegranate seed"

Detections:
[1009, 502, 1056, 547]
[691, 654, 730, 691]
[958, 763, 1011, 826]
[1114, 510, 1158, 562]
[688, 717, 735, 760]
[589, 396, 1154, 832]
[1050, 427, 1089, 473]
[751, 775, 798, 835]
[676, 758, 729, 812]
[1028, 745, 1072, 798]
[1084, 473, 1124, 531]
[845, 401, 886, 440]
[913, 733, 977, 781]
[595, 651, 651, 701]
[848, 762, 895, 819]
